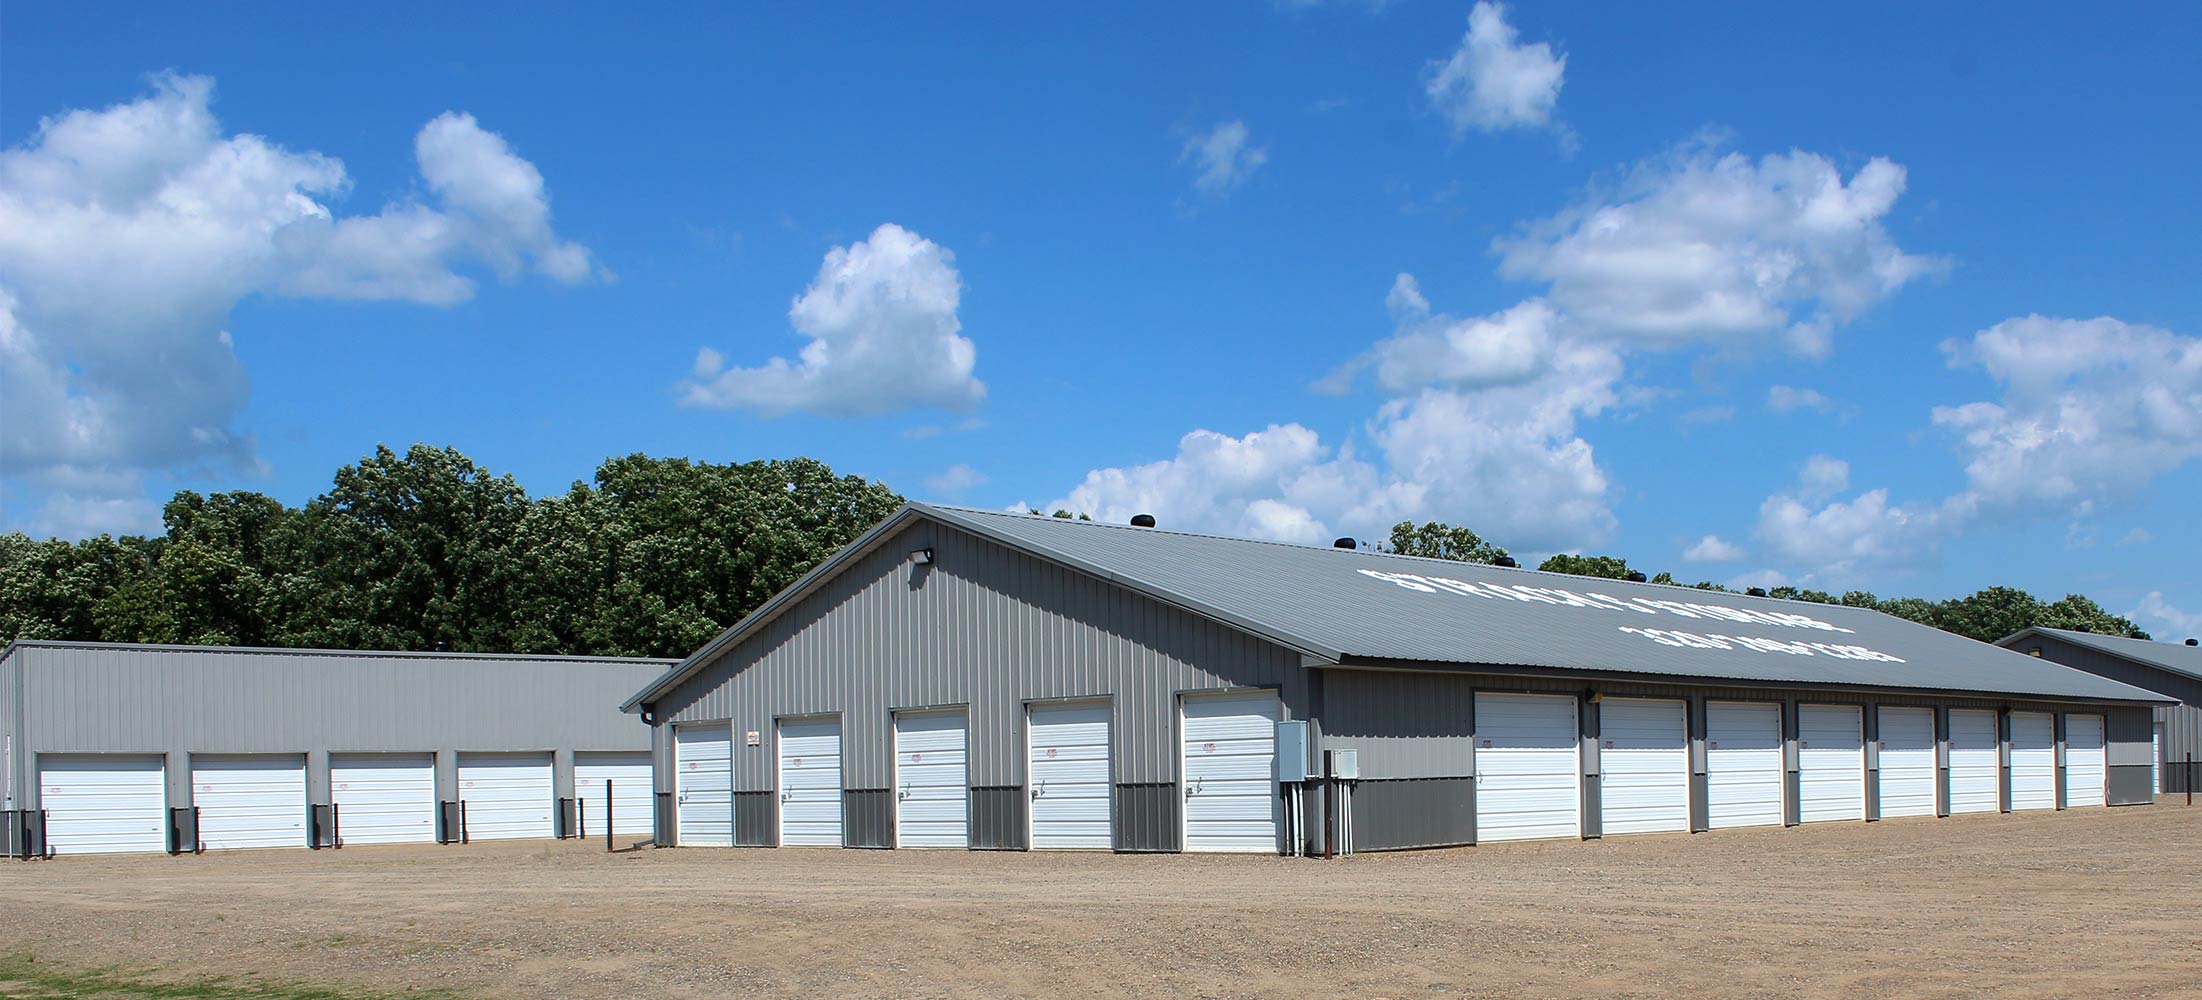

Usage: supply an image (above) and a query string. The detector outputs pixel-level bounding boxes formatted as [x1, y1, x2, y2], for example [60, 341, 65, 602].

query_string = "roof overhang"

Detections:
[1329, 656, 2176, 706]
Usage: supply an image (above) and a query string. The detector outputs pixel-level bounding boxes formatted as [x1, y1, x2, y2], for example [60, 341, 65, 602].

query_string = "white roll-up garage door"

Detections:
[1598, 698, 1688, 836]
[1028, 701, 1112, 849]
[1948, 709, 2000, 814]
[894, 710, 969, 849]
[1474, 692, 1580, 843]
[574, 751, 653, 843]
[1796, 705, 1864, 823]
[1877, 707, 1936, 819]
[330, 753, 435, 846]
[2065, 714, 2107, 808]
[674, 725, 732, 846]
[778, 718, 843, 847]
[1181, 691, 1280, 853]
[192, 754, 307, 851]
[1705, 702, 1783, 829]
[38, 755, 167, 855]
[457, 752, 553, 841]
[2010, 712, 2055, 811]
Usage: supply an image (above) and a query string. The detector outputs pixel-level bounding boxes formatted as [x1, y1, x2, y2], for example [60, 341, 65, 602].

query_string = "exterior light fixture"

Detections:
[909, 548, 935, 565]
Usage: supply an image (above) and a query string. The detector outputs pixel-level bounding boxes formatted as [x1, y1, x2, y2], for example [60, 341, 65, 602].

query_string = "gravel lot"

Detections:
[3, 803, 2197, 999]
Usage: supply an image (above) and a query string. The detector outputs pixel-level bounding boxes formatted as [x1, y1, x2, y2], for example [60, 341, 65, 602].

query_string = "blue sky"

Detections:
[3, 3, 2198, 637]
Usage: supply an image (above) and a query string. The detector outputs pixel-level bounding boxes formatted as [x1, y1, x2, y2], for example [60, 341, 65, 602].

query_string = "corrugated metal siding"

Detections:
[1113, 783, 1179, 852]
[3, 645, 21, 811]
[11, 644, 668, 813]
[653, 521, 1309, 791]
[844, 789, 893, 848]
[2005, 636, 2201, 769]
[2162, 704, 2202, 793]
[1349, 778, 1476, 851]
[969, 786, 1025, 850]
[1317, 671, 1473, 779]
[733, 791, 775, 847]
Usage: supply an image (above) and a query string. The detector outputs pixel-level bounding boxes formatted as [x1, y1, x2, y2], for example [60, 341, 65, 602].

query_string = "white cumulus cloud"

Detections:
[1180, 120, 1268, 198]
[1753, 456, 1972, 580]
[1318, 278, 1562, 394]
[680, 223, 984, 417]
[0, 74, 597, 535]
[1050, 276, 1620, 550]
[1767, 384, 1837, 414]
[1682, 535, 1745, 562]
[1425, 2, 1566, 134]
[1496, 143, 1943, 356]
[924, 463, 989, 497]
[2130, 592, 2202, 638]
[1933, 315, 2202, 512]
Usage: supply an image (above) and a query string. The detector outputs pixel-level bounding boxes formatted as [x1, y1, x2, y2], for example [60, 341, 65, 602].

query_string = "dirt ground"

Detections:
[3, 803, 2198, 1000]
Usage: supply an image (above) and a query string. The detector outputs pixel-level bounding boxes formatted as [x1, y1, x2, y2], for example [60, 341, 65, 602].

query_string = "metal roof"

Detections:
[2000, 627, 2202, 683]
[624, 503, 2167, 709]
[0, 638, 678, 668]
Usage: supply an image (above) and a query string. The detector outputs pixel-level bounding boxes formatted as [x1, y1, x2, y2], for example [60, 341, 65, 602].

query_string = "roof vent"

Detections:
[1130, 514, 1157, 528]
[1494, 556, 1518, 568]
[1333, 537, 1356, 549]
[1746, 587, 1768, 597]
[1625, 571, 1647, 583]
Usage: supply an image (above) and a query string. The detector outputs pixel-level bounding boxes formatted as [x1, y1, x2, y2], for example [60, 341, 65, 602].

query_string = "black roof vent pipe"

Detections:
[1625, 571, 1648, 583]
[1494, 556, 1518, 568]
[1746, 587, 1768, 597]
[2188, 638, 2199, 646]
[1130, 514, 1157, 528]
[1333, 537, 1356, 549]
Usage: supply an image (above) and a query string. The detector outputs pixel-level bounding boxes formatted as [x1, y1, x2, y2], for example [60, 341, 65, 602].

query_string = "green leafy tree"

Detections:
[284, 444, 536, 652]
[2036, 593, 2149, 639]
[539, 454, 906, 658]
[1933, 586, 2047, 644]
[1385, 521, 1508, 563]
[1536, 553, 1634, 580]
[1874, 596, 1941, 627]
[0, 533, 152, 641]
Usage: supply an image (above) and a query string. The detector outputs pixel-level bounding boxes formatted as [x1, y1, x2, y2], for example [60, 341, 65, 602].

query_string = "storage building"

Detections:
[2, 641, 674, 857]
[623, 505, 2167, 855]
[1998, 627, 2202, 795]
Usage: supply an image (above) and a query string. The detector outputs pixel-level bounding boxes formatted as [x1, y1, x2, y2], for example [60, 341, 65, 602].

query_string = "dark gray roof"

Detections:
[624, 504, 2166, 710]
[2001, 627, 2202, 683]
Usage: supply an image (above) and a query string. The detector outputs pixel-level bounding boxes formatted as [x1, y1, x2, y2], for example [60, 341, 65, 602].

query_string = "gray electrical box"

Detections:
[1274, 720, 1310, 782]
[1329, 748, 1359, 780]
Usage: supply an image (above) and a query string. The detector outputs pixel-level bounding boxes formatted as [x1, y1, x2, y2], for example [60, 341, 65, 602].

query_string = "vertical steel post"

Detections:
[605, 778, 614, 852]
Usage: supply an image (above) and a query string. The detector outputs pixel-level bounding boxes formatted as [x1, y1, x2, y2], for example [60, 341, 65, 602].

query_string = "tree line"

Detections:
[1381, 521, 2149, 643]
[0, 445, 904, 659]
[0, 449, 2147, 659]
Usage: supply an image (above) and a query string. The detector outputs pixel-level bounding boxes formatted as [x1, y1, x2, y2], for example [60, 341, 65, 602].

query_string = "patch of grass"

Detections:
[0, 954, 459, 1000]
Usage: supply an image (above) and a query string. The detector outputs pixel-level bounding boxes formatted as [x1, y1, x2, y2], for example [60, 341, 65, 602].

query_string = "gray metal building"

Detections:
[1998, 627, 2201, 795]
[624, 504, 2168, 855]
[3, 641, 674, 857]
